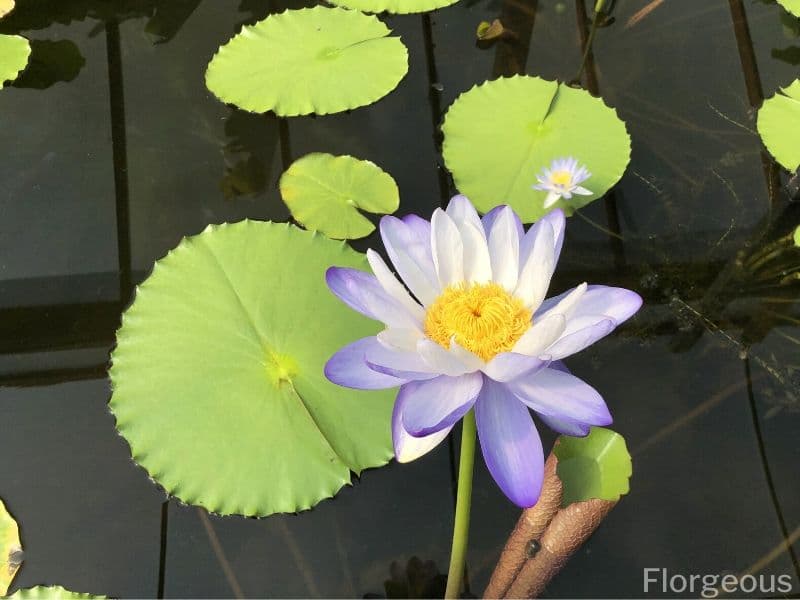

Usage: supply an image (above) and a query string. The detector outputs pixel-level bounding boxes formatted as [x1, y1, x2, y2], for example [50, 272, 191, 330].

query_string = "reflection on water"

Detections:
[0, 0, 799, 597]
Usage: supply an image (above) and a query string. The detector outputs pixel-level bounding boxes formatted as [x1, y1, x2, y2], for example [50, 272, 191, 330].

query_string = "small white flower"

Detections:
[533, 157, 593, 209]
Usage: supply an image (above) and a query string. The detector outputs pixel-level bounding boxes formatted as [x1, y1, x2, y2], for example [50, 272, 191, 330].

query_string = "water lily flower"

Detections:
[324, 195, 641, 507]
[533, 157, 592, 209]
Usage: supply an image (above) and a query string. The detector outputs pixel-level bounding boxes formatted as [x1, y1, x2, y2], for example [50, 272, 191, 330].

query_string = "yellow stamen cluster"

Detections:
[550, 170, 573, 186]
[424, 282, 532, 361]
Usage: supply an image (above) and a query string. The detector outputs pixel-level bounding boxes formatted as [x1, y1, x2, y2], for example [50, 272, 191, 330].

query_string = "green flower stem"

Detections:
[445, 410, 477, 600]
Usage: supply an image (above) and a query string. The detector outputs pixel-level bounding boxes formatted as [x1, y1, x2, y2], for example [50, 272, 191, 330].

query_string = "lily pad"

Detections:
[0, 0, 13, 18]
[441, 76, 631, 223]
[553, 427, 632, 507]
[280, 153, 400, 240]
[0, 35, 31, 89]
[205, 6, 408, 116]
[7, 586, 106, 599]
[794, 225, 800, 247]
[777, 0, 800, 18]
[327, 0, 459, 15]
[1, 499, 21, 596]
[757, 79, 800, 172]
[109, 221, 395, 517]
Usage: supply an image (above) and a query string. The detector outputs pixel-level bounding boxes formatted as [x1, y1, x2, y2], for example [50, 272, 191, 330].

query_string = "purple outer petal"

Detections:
[365, 342, 439, 381]
[392, 396, 452, 463]
[326, 267, 418, 329]
[475, 379, 544, 507]
[400, 373, 483, 437]
[538, 413, 591, 437]
[508, 367, 613, 426]
[569, 285, 643, 323]
[482, 205, 524, 240]
[482, 353, 550, 383]
[325, 337, 407, 390]
[545, 318, 615, 360]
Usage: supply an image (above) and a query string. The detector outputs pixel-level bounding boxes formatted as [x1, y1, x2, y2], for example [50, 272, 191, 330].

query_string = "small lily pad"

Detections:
[553, 427, 632, 507]
[1, 499, 22, 596]
[327, 0, 459, 15]
[0, 34, 31, 89]
[110, 221, 395, 517]
[206, 6, 409, 116]
[280, 153, 400, 240]
[7, 586, 107, 599]
[441, 75, 631, 223]
[793, 225, 800, 247]
[777, 0, 800, 18]
[757, 79, 800, 172]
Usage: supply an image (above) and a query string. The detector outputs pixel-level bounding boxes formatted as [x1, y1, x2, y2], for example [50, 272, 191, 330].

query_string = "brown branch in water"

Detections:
[483, 454, 563, 598]
[504, 498, 616, 598]
[624, 0, 665, 30]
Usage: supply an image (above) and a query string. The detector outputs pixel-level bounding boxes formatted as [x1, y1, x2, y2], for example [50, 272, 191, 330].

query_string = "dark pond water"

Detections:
[1, 0, 799, 597]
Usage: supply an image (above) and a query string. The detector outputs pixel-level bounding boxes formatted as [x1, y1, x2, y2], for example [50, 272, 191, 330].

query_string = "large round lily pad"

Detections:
[554, 427, 632, 507]
[1, 499, 21, 596]
[442, 76, 631, 223]
[757, 79, 800, 172]
[0, 34, 30, 89]
[205, 6, 409, 116]
[7, 586, 106, 599]
[327, 0, 460, 15]
[280, 153, 399, 240]
[110, 221, 395, 517]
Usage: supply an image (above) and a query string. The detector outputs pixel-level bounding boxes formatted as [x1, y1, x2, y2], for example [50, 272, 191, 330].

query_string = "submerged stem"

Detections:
[445, 410, 477, 599]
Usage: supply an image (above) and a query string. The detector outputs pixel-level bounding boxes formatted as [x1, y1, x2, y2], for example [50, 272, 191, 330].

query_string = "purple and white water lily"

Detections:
[324, 195, 641, 507]
[533, 157, 593, 209]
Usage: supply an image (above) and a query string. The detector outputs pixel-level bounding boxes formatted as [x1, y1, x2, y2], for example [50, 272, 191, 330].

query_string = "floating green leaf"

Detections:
[327, 0, 459, 15]
[793, 225, 800, 247]
[0, 35, 31, 89]
[553, 427, 632, 507]
[757, 79, 800, 172]
[280, 153, 399, 240]
[441, 76, 631, 223]
[7, 586, 106, 599]
[205, 7, 408, 116]
[777, 0, 800, 18]
[1, 499, 21, 596]
[110, 221, 395, 517]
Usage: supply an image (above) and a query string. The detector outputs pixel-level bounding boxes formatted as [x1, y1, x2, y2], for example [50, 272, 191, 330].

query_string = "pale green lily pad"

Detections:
[327, 0, 459, 15]
[441, 76, 631, 223]
[0, 35, 31, 89]
[280, 153, 400, 240]
[7, 586, 106, 599]
[110, 221, 395, 517]
[554, 427, 632, 507]
[205, 7, 409, 116]
[757, 79, 800, 172]
[793, 225, 800, 247]
[777, 0, 800, 18]
[1, 499, 22, 596]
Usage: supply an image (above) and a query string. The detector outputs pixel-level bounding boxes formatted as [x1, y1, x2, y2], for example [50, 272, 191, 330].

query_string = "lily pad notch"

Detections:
[205, 6, 409, 116]
[280, 153, 400, 239]
[109, 221, 396, 517]
[441, 75, 631, 223]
